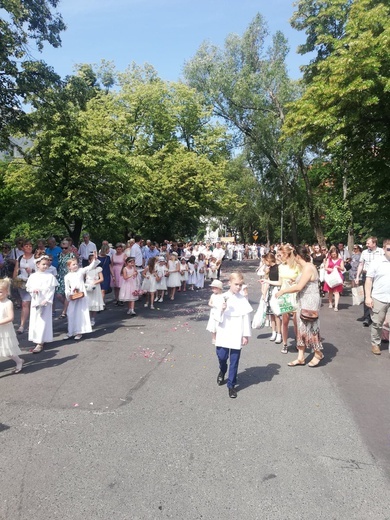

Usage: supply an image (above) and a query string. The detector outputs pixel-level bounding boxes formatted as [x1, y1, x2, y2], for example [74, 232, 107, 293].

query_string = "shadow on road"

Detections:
[238, 363, 281, 391]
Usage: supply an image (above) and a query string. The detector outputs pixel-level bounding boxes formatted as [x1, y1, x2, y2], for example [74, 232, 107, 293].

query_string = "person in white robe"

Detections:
[26, 256, 58, 353]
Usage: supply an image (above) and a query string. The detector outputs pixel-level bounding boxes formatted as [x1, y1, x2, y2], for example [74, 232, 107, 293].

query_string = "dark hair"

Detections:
[295, 246, 312, 263]
[263, 252, 276, 264]
[189, 255, 196, 264]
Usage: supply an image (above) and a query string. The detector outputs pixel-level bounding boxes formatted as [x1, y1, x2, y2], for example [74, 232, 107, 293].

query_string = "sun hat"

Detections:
[210, 280, 223, 289]
[158, 256, 166, 261]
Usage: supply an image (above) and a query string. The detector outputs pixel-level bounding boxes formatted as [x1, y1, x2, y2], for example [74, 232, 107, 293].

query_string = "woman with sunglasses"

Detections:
[56, 240, 76, 318]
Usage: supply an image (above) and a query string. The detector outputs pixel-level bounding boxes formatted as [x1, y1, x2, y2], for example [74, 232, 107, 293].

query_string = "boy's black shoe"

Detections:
[228, 387, 237, 398]
[217, 371, 225, 385]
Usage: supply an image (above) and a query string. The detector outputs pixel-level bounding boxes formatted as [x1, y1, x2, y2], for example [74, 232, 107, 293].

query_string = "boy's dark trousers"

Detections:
[216, 347, 241, 388]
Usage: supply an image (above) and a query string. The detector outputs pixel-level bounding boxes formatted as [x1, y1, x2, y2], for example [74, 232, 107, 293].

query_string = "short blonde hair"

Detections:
[229, 271, 244, 282]
[0, 277, 12, 295]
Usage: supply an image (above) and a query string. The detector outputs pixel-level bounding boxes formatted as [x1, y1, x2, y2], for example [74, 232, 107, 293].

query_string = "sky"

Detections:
[37, 0, 309, 82]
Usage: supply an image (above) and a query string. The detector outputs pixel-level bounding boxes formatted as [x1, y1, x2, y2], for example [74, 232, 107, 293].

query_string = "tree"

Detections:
[184, 14, 326, 244]
[285, 0, 390, 240]
[0, 0, 66, 145]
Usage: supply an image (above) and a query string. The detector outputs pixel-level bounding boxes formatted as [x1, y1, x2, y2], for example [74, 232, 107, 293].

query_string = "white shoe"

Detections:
[91, 319, 95, 326]
[159, 298, 164, 302]
[275, 333, 282, 344]
[150, 305, 155, 310]
[127, 309, 131, 315]
[144, 303, 148, 308]
[270, 331, 277, 341]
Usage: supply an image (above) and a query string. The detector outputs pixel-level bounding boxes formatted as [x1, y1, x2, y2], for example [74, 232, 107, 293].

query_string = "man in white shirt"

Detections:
[365, 239, 390, 355]
[78, 233, 97, 267]
[130, 235, 144, 269]
[356, 236, 384, 326]
[213, 242, 225, 280]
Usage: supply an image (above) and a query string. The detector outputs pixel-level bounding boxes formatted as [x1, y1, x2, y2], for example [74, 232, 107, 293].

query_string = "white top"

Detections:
[359, 247, 384, 272]
[78, 241, 97, 261]
[212, 247, 225, 263]
[215, 291, 253, 350]
[129, 243, 143, 267]
[367, 256, 390, 303]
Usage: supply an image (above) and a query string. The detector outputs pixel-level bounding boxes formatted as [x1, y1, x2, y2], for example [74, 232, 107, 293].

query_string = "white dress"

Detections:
[26, 271, 58, 344]
[0, 300, 22, 357]
[209, 261, 218, 279]
[155, 265, 168, 290]
[85, 267, 104, 312]
[187, 262, 197, 286]
[206, 293, 225, 333]
[64, 260, 100, 336]
[167, 260, 181, 288]
[196, 260, 206, 288]
[180, 263, 188, 282]
[141, 269, 157, 293]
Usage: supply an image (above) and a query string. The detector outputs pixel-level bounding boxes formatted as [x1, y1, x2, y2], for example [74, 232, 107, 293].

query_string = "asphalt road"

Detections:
[1, 260, 390, 520]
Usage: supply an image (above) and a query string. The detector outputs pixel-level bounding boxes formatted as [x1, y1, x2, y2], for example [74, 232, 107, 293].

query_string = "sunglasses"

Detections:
[386, 247, 390, 252]
[61, 247, 68, 250]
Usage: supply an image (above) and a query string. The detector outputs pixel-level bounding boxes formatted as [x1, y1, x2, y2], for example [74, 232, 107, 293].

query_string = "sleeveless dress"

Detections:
[323, 258, 344, 293]
[119, 267, 139, 301]
[167, 260, 181, 288]
[0, 300, 22, 357]
[111, 254, 126, 288]
[296, 275, 322, 352]
[98, 255, 112, 292]
[85, 267, 104, 311]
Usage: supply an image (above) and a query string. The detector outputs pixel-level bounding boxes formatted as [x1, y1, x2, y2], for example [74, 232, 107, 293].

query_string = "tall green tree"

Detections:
[184, 14, 326, 244]
[0, 0, 66, 145]
[285, 0, 390, 241]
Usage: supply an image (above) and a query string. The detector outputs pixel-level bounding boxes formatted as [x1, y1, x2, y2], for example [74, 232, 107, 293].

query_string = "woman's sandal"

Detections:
[308, 353, 324, 367]
[59, 314, 66, 319]
[288, 359, 306, 367]
[32, 344, 44, 354]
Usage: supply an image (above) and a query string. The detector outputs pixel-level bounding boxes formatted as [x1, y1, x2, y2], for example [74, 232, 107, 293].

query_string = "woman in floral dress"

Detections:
[276, 246, 323, 367]
[56, 240, 76, 318]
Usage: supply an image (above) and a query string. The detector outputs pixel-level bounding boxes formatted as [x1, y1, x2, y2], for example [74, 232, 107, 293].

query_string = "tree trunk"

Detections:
[297, 156, 326, 246]
[290, 210, 299, 245]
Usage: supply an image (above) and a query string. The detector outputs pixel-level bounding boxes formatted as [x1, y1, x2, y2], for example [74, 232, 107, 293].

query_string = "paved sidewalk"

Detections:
[1, 261, 389, 520]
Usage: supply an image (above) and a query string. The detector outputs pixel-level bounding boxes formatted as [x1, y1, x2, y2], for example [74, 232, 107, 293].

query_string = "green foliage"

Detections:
[0, 0, 66, 145]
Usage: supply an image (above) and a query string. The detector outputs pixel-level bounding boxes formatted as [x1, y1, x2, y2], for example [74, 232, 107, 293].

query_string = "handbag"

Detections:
[252, 297, 267, 329]
[352, 286, 364, 305]
[69, 291, 84, 300]
[324, 268, 342, 288]
[300, 309, 318, 322]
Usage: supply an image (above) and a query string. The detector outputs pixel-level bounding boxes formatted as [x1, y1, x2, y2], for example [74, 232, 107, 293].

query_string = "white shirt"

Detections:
[78, 241, 97, 261]
[367, 256, 390, 303]
[130, 243, 143, 267]
[359, 247, 384, 272]
[213, 247, 225, 263]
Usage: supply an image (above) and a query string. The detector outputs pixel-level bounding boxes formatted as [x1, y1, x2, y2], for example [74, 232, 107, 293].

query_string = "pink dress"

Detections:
[111, 253, 126, 288]
[323, 258, 344, 293]
[119, 267, 139, 301]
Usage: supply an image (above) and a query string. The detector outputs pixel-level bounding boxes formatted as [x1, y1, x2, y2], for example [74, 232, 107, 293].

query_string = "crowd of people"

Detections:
[0, 234, 389, 390]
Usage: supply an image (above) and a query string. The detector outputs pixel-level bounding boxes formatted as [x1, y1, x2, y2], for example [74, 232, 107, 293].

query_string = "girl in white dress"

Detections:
[0, 278, 24, 373]
[166, 252, 181, 300]
[196, 253, 206, 289]
[187, 255, 197, 290]
[155, 257, 168, 302]
[26, 256, 58, 353]
[179, 257, 188, 292]
[119, 257, 139, 315]
[85, 253, 104, 327]
[141, 257, 158, 309]
[208, 257, 218, 280]
[206, 280, 224, 345]
[64, 253, 100, 340]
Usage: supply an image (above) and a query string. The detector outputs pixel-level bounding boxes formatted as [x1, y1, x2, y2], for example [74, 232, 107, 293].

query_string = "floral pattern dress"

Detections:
[296, 275, 323, 352]
[56, 252, 76, 296]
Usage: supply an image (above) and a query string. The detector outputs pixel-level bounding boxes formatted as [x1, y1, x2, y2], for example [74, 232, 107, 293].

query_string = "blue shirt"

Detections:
[45, 246, 62, 268]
